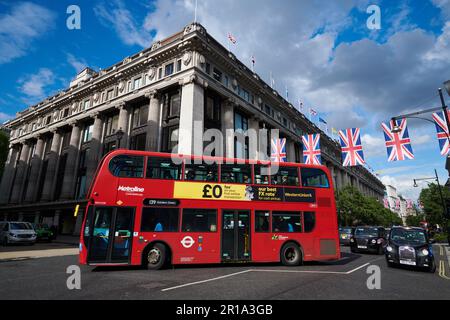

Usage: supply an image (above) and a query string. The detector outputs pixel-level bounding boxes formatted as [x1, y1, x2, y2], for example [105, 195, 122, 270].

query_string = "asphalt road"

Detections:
[0, 245, 449, 300]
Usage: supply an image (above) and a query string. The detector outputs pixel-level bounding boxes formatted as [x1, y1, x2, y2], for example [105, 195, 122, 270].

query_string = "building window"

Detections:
[168, 91, 181, 117]
[162, 126, 179, 153]
[132, 105, 149, 128]
[133, 77, 142, 90]
[83, 99, 90, 110]
[204, 93, 221, 129]
[75, 149, 89, 199]
[105, 114, 119, 136]
[62, 131, 71, 149]
[213, 68, 222, 82]
[63, 108, 69, 118]
[205, 63, 211, 74]
[107, 89, 114, 100]
[54, 153, 67, 200]
[234, 111, 249, 159]
[82, 124, 94, 143]
[45, 116, 52, 125]
[141, 208, 179, 232]
[224, 75, 229, 87]
[103, 141, 117, 156]
[177, 59, 182, 72]
[238, 86, 250, 102]
[165, 63, 174, 76]
[182, 209, 217, 232]
[158, 68, 162, 79]
[129, 133, 146, 151]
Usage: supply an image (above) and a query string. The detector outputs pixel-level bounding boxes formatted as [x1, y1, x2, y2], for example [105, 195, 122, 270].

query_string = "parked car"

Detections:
[385, 226, 436, 272]
[32, 223, 53, 242]
[339, 227, 353, 245]
[350, 226, 386, 254]
[0, 221, 37, 246]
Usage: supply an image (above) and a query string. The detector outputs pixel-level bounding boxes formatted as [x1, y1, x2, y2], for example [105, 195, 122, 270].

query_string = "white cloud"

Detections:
[381, 175, 419, 199]
[94, 0, 152, 47]
[17, 68, 55, 102]
[0, 2, 55, 64]
[0, 112, 14, 122]
[67, 53, 88, 74]
[362, 133, 386, 158]
[432, 0, 450, 19]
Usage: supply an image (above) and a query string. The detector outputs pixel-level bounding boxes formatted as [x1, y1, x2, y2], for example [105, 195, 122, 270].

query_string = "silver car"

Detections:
[0, 221, 37, 246]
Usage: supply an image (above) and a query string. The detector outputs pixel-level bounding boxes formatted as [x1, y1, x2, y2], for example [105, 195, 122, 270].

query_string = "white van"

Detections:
[0, 221, 37, 246]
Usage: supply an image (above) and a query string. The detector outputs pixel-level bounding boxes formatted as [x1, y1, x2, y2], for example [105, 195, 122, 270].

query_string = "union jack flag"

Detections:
[406, 199, 413, 209]
[432, 110, 450, 156]
[339, 128, 365, 166]
[395, 199, 401, 210]
[270, 138, 287, 162]
[302, 134, 321, 165]
[228, 33, 237, 44]
[381, 119, 414, 162]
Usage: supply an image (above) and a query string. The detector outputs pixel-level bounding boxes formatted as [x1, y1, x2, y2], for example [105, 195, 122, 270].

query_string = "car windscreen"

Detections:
[355, 227, 378, 237]
[341, 228, 352, 234]
[390, 229, 427, 245]
[10, 223, 32, 230]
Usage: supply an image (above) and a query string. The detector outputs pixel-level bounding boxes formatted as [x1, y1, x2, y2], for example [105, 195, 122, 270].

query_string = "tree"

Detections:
[335, 186, 402, 227]
[0, 130, 8, 181]
[419, 183, 450, 229]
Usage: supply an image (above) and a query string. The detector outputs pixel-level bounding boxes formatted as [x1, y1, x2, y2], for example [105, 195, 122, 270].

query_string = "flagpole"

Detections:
[194, 0, 198, 23]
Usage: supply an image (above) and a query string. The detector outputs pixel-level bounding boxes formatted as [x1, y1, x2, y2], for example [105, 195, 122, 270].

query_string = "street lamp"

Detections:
[116, 128, 124, 149]
[413, 169, 448, 219]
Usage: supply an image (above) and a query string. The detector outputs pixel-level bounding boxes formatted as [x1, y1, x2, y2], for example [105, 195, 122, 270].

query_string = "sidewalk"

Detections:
[53, 235, 80, 246]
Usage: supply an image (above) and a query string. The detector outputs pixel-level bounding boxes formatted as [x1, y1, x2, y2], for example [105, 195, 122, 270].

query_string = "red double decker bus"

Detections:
[79, 151, 340, 269]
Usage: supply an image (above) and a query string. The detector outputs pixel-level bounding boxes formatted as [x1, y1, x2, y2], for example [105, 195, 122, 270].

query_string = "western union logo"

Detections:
[173, 182, 251, 201]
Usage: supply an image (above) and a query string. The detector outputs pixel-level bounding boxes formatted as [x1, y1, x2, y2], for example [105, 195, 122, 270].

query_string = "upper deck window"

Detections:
[146, 157, 182, 180]
[301, 168, 329, 188]
[221, 164, 251, 184]
[185, 163, 218, 182]
[271, 167, 299, 186]
[109, 155, 144, 178]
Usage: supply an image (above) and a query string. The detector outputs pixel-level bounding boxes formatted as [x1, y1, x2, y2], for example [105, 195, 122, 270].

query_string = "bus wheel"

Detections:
[145, 243, 167, 270]
[281, 243, 302, 266]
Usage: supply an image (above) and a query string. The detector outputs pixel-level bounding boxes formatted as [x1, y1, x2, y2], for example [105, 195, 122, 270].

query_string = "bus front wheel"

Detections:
[144, 243, 167, 270]
[281, 243, 302, 266]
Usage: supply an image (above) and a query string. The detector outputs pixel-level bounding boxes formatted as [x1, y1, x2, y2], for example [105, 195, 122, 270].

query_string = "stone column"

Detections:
[0, 146, 19, 204]
[60, 123, 82, 200]
[248, 117, 260, 160]
[222, 100, 234, 159]
[41, 131, 62, 202]
[85, 114, 104, 190]
[24, 137, 44, 203]
[117, 103, 129, 149]
[145, 91, 161, 151]
[328, 165, 336, 188]
[286, 138, 296, 163]
[10, 143, 31, 204]
[178, 77, 204, 155]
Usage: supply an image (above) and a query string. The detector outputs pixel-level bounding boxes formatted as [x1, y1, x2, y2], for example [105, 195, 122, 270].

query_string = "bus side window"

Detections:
[254, 165, 270, 185]
[255, 211, 270, 232]
[185, 163, 218, 182]
[220, 164, 251, 184]
[301, 168, 329, 188]
[272, 212, 302, 233]
[303, 212, 315, 233]
[109, 155, 144, 178]
[182, 209, 217, 232]
[146, 157, 182, 180]
[271, 167, 299, 186]
[141, 208, 179, 232]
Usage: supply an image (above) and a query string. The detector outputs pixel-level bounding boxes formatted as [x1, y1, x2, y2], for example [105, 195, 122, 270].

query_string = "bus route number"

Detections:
[202, 184, 223, 199]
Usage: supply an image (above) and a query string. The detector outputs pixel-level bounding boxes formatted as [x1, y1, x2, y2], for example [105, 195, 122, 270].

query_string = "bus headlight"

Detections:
[422, 249, 429, 256]
[371, 239, 376, 244]
[377, 239, 382, 244]
[386, 246, 393, 252]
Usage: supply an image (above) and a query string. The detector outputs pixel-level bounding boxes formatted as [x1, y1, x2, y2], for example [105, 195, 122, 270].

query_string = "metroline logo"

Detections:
[118, 186, 145, 193]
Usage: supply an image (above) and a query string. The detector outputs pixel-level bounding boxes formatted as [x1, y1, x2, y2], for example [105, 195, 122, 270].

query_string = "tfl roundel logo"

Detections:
[181, 236, 195, 248]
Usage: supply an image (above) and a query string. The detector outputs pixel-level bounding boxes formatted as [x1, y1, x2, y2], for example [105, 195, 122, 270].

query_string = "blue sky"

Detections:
[1, 0, 450, 200]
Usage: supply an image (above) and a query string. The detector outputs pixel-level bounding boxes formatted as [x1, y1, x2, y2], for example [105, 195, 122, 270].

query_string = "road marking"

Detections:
[439, 245, 444, 256]
[438, 260, 450, 280]
[161, 270, 252, 292]
[161, 259, 383, 292]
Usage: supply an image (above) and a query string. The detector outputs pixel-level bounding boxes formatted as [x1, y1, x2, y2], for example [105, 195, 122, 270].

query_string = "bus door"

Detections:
[221, 210, 251, 262]
[88, 206, 135, 264]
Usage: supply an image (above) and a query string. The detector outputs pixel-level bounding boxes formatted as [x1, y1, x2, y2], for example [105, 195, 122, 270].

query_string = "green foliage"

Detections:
[405, 214, 426, 227]
[419, 183, 450, 229]
[0, 130, 9, 180]
[335, 185, 402, 227]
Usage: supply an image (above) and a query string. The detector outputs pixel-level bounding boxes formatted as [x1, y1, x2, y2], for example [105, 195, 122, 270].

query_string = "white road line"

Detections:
[161, 260, 382, 291]
[161, 270, 252, 292]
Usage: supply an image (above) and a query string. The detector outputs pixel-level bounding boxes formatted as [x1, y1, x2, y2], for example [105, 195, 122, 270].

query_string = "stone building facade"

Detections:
[0, 23, 385, 234]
